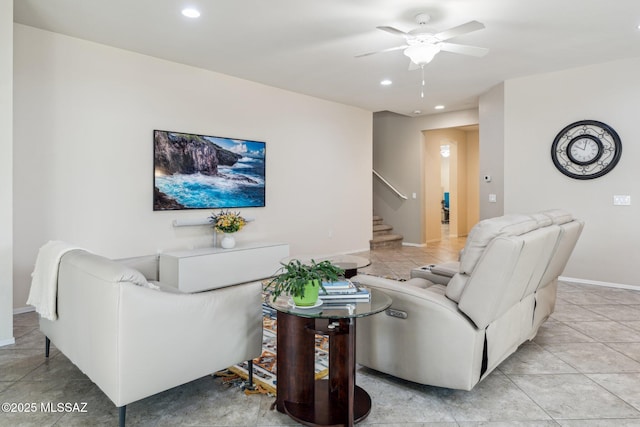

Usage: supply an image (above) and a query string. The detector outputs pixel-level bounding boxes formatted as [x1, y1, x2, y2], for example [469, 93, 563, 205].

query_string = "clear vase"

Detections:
[220, 233, 236, 249]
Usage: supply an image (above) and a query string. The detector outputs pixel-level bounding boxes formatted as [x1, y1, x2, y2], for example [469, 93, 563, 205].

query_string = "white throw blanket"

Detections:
[27, 240, 83, 321]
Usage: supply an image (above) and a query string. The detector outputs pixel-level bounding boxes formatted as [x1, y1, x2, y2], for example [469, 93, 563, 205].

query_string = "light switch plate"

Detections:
[613, 195, 631, 206]
[489, 194, 497, 203]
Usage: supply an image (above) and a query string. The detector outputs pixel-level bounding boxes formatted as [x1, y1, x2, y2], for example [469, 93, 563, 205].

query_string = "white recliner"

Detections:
[38, 249, 263, 426]
[353, 210, 583, 391]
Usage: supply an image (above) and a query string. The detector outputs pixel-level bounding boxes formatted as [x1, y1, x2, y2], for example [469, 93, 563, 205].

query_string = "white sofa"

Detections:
[353, 210, 583, 391]
[38, 249, 263, 426]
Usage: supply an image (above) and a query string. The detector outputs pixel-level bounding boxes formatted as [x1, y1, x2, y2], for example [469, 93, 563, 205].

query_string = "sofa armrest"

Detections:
[352, 275, 468, 324]
[409, 262, 459, 285]
[115, 280, 263, 406]
[352, 274, 485, 390]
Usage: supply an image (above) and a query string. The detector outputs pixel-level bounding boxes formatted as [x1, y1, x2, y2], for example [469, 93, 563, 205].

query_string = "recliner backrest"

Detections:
[445, 213, 568, 330]
[537, 210, 584, 290]
[458, 214, 541, 275]
[455, 225, 561, 329]
[446, 214, 541, 303]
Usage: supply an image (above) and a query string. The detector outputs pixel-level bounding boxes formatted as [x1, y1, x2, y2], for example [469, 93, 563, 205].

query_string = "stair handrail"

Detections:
[372, 169, 408, 200]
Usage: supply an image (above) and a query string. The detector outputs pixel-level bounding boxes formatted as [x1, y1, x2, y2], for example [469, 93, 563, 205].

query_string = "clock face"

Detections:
[567, 136, 602, 165]
[551, 120, 622, 180]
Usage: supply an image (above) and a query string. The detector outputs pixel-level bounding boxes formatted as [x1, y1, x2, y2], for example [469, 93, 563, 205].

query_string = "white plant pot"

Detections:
[220, 233, 236, 249]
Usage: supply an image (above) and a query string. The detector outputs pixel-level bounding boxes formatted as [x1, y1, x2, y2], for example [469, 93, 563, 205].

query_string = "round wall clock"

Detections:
[551, 120, 622, 180]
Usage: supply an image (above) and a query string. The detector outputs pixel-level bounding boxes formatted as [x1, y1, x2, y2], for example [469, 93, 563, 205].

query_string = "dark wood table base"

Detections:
[284, 382, 371, 426]
[276, 313, 370, 426]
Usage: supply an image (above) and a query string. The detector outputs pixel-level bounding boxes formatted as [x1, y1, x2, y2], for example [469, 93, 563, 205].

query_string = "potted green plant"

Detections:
[266, 259, 344, 306]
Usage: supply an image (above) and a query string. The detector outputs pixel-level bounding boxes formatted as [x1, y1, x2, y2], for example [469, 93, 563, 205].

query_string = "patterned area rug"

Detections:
[226, 303, 329, 395]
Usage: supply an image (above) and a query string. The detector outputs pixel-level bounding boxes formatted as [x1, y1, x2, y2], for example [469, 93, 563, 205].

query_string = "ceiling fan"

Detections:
[357, 13, 489, 69]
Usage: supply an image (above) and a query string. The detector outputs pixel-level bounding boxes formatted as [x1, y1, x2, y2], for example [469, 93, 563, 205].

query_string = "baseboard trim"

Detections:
[13, 306, 35, 315]
[0, 337, 16, 347]
[402, 242, 427, 248]
[559, 276, 640, 291]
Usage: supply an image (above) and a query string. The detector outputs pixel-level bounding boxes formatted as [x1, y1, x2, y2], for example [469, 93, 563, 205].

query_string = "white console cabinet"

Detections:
[159, 242, 289, 293]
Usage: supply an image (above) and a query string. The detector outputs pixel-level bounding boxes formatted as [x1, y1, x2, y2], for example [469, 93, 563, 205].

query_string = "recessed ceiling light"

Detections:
[434, 105, 445, 110]
[380, 79, 392, 86]
[182, 8, 201, 18]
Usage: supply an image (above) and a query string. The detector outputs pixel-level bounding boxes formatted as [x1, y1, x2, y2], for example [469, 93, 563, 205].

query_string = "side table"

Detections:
[266, 289, 392, 426]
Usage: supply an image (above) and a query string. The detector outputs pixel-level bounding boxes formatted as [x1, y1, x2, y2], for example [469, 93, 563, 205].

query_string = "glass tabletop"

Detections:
[265, 287, 392, 320]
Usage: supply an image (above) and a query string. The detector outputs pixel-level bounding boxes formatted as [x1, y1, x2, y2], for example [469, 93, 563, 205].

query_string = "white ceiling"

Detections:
[13, 0, 640, 116]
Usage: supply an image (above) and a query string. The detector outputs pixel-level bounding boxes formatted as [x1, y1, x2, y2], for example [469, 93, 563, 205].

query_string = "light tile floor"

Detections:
[2, 243, 640, 426]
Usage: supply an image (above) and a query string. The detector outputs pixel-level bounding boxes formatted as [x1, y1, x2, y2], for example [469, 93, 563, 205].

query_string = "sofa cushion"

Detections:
[541, 209, 574, 225]
[118, 267, 151, 287]
[445, 274, 468, 302]
[117, 255, 159, 281]
[459, 214, 540, 275]
[528, 212, 553, 228]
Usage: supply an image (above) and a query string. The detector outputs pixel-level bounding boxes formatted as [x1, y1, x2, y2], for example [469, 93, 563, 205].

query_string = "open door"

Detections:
[423, 126, 479, 242]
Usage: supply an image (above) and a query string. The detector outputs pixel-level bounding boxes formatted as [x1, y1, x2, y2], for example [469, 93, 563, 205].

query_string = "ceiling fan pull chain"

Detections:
[421, 65, 425, 98]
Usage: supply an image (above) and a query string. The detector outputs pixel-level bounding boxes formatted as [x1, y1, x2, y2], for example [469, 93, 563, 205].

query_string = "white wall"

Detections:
[503, 58, 640, 287]
[0, 0, 14, 345]
[13, 25, 373, 310]
[373, 109, 479, 244]
[478, 83, 505, 219]
[440, 155, 450, 193]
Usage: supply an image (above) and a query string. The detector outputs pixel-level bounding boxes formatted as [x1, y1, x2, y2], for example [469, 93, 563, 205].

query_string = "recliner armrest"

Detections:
[352, 273, 485, 390]
[409, 261, 459, 285]
[352, 274, 457, 311]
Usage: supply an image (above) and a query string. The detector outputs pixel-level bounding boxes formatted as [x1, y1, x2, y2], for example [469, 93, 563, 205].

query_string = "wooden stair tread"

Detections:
[371, 215, 403, 249]
[373, 224, 393, 232]
[370, 234, 403, 242]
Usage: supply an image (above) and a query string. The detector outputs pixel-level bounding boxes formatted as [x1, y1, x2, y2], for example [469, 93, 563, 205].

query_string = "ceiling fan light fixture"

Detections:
[404, 44, 441, 66]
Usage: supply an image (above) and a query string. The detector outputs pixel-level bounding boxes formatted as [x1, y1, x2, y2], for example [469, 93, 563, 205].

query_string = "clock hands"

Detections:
[576, 138, 589, 151]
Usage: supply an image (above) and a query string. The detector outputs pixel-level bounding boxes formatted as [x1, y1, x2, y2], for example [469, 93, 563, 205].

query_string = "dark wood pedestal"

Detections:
[275, 313, 370, 427]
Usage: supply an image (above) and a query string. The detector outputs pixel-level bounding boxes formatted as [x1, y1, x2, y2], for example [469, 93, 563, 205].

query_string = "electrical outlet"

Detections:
[613, 195, 631, 206]
[489, 194, 497, 203]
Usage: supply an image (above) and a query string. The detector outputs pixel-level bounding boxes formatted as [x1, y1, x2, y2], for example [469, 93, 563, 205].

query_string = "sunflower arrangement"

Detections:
[209, 210, 246, 233]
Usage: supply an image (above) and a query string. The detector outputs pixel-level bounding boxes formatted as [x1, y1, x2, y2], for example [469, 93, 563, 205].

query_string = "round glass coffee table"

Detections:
[280, 254, 370, 278]
[266, 288, 391, 426]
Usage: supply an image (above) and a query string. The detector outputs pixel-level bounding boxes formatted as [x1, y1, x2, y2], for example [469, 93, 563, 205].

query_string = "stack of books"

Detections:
[319, 280, 370, 302]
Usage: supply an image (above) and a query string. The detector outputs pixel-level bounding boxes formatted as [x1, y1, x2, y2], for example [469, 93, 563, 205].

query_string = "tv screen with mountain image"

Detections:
[153, 130, 265, 210]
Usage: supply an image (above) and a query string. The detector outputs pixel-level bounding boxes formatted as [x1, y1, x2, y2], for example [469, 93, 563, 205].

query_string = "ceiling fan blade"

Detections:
[355, 44, 408, 58]
[377, 26, 411, 38]
[439, 42, 489, 57]
[434, 20, 485, 41]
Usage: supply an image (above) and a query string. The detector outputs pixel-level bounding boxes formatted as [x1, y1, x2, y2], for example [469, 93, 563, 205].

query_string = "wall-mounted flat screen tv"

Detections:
[153, 130, 265, 210]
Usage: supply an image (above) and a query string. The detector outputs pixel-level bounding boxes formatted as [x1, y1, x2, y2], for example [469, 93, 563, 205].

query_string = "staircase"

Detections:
[370, 216, 403, 250]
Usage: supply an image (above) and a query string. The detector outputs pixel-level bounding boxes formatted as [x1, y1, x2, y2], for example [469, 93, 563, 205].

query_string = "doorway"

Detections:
[423, 126, 479, 243]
